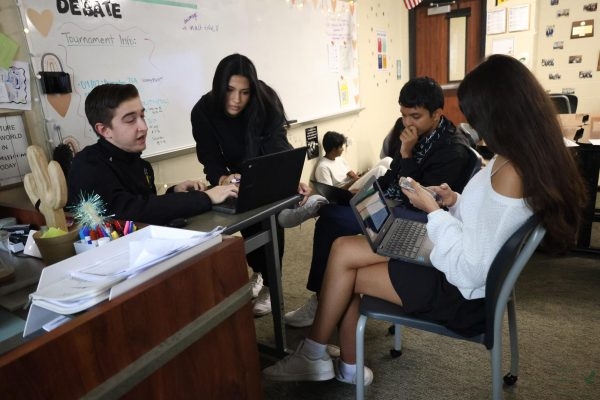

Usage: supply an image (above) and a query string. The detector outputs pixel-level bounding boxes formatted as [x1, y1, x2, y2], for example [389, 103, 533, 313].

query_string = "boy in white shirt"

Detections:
[314, 131, 391, 192]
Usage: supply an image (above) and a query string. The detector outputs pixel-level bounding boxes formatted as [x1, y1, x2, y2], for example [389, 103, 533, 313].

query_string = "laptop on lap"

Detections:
[350, 176, 434, 266]
[213, 147, 307, 214]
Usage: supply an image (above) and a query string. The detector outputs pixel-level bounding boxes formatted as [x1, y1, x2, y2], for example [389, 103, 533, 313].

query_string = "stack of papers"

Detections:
[28, 225, 224, 315]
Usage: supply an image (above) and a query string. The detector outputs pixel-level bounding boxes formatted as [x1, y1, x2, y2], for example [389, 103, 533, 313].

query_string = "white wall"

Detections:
[4, 0, 597, 198]
[486, 0, 600, 114]
[534, 0, 600, 113]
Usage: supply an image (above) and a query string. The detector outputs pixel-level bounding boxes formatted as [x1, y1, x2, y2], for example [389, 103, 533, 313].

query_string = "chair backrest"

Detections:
[550, 94, 578, 114]
[467, 146, 483, 179]
[453, 145, 483, 192]
[482, 215, 546, 349]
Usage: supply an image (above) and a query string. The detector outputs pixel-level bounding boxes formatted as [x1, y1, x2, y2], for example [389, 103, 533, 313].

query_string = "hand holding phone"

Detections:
[399, 177, 440, 201]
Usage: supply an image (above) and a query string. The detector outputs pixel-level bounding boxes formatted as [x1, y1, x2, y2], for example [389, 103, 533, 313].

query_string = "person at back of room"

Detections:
[279, 76, 478, 329]
[263, 53, 587, 387]
[67, 83, 238, 225]
[314, 130, 392, 192]
[190, 53, 313, 316]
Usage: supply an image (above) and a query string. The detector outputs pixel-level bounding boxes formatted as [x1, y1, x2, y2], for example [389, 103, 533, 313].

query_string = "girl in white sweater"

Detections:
[263, 54, 587, 386]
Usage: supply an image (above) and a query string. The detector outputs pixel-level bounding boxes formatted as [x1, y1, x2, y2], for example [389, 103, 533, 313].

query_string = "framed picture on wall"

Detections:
[570, 20, 594, 39]
[508, 4, 530, 32]
[486, 9, 507, 35]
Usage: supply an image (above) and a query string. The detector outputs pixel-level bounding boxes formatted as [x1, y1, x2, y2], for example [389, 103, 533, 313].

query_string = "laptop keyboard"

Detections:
[383, 220, 427, 259]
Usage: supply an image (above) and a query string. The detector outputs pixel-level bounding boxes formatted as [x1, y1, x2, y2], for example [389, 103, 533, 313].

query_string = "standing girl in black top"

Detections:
[191, 53, 309, 316]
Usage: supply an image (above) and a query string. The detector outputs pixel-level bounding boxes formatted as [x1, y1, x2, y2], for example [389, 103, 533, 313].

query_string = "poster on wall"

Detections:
[305, 126, 319, 160]
[376, 31, 388, 71]
[491, 37, 515, 55]
[0, 61, 32, 111]
[487, 9, 507, 35]
[0, 113, 31, 186]
[570, 20, 594, 39]
[508, 4, 530, 32]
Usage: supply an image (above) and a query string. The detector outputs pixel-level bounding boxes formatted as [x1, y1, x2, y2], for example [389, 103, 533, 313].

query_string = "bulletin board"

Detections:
[15, 0, 360, 158]
[0, 113, 31, 186]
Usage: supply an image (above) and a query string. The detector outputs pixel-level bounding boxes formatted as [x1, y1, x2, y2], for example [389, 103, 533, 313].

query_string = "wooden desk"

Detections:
[0, 237, 262, 399]
[187, 194, 302, 358]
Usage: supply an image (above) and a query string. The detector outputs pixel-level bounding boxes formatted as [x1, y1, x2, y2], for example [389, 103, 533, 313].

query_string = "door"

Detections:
[409, 0, 486, 124]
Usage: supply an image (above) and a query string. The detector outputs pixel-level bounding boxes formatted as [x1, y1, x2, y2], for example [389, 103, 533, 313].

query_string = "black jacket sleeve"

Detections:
[191, 96, 231, 186]
[68, 144, 213, 226]
[377, 140, 472, 194]
[257, 110, 292, 155]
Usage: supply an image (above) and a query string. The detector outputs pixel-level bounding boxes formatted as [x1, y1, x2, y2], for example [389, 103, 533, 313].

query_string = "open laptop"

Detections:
[213, 147, 307, 214]
[350, 176, 434, 266]
[311, 180, 353, 205]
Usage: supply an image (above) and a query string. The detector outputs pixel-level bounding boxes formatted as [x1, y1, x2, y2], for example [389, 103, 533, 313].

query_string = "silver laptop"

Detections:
[350, 176, 434, 266]
[213, 147, 307, 214]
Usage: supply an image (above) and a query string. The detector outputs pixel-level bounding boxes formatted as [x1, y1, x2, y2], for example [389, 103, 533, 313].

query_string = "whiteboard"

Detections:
[16, 0, 359, 158]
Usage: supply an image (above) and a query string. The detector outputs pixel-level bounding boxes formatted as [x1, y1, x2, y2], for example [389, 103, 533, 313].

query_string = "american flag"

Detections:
[403, 0, 423, 10]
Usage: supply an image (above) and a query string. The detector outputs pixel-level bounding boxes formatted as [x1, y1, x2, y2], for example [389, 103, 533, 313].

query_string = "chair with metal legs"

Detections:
[356, 215, 546, 400]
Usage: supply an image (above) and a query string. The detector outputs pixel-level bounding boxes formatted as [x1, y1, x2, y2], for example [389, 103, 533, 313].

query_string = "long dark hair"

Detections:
[210, 54, 288, 155]
[457, 54, 587, 252]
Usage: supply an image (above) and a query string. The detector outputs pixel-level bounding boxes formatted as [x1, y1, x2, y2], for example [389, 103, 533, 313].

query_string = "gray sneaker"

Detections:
[263, 340, 335, 382]
[284, 294, 318, 327]
[278, 195, 329, 228]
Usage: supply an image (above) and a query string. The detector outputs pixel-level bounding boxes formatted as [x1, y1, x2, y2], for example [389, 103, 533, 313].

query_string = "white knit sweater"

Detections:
[426, 158, 533, 299]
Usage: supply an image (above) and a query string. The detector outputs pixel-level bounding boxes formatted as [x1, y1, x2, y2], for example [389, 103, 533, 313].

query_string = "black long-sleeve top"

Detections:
[67, 138, 212, 225]
[191, 92, 292, 186]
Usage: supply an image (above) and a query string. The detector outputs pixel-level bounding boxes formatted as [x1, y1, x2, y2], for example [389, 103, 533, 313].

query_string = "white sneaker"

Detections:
[333, 358, 374, 386]
[263, 340, 335, 382]
[250, 272, 263, 298]
[253, 286, 271, 316]
[284, 294, 318, 327]
[277, 195, 329, 228]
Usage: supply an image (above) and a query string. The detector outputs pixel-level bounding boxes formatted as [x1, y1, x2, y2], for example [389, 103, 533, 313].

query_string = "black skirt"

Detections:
[388, 260, 485, 337]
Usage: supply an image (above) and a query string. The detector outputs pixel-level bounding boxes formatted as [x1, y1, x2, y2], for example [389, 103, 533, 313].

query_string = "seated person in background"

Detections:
[281, 76, 477, 329]
[380, 117, 403, 159]
[67, 83, 238, 226]
[315, 131, 392, 192]
[263, 54, 587, 387]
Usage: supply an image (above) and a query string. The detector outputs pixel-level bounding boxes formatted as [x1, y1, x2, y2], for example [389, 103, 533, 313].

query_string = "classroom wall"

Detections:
[152, 0, 410, 189]
[0, 0, 47, 152]
[2, 0, 598, 199]
[486, 0, 600, 114]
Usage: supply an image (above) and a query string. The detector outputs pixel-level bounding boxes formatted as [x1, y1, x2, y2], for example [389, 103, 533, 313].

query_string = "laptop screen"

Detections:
[353, 182, 390, 243]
